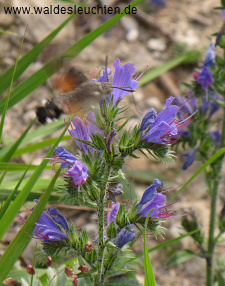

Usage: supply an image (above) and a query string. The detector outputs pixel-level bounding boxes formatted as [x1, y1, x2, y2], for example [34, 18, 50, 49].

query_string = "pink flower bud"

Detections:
[78, 265, 89, 273]
[3, 278, 17, 284]
[26, 264, 35, 275]
[46, 256, 52, 266]
[85, 241, 94, 252]
[65, 268, 75, 279]
[73, 275, 78, 286]
[192, 72, 199, 80]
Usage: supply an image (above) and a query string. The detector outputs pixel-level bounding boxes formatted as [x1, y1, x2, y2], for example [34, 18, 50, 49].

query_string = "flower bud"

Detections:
[26, 264, 35, 275]
[3, 278, 17, 284]
[65, 268, 75, 279]
[73, 275, 78, 286]
[85, 241, 94, 252]
[78, 265, 89, 273]
[46, 256, 52, 266]
[192, 72, 199, 80]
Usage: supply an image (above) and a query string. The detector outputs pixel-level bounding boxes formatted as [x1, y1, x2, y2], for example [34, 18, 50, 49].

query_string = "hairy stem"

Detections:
[94, 164, 111, 286]
[206, 106, 225, 286]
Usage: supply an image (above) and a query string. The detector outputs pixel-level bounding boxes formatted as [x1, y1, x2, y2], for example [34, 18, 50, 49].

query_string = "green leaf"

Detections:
[0, 118, 36, 162]
[0, 0, 143, 114]
[0, 13, 76, 95]
[139, 50, 199, 86]
[0, 163, 53, 172]
[0, 169, 61, 283]
[11, 135, 70, 158]
[0, 164, 30, 220]
[170, 148, 225, 201]
[166, 249, 199, 268]
[143, 211, 156, 286]
[0, 119, 65, 158]
[0, 128, 66, 242]
[0, 27, 26, 144]
[117, 229, 200, 268]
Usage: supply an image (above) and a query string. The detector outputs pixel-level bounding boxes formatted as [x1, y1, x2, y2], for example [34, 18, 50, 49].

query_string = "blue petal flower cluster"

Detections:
[55, 146, 88, 186]
[196, 41, 215, 90]
[94, 58, 140, 104]
[140, 96, 192, 144]
[33, 202, 70, 243]
[69, 111, 103, 155]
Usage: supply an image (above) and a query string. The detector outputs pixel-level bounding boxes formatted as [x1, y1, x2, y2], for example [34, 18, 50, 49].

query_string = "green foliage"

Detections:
[166, 249, 199, 268]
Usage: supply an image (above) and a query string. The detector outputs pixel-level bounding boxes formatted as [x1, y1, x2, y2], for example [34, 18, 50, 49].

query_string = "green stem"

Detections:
[206, 106, 225, 286]
[94, 164, 111, 286]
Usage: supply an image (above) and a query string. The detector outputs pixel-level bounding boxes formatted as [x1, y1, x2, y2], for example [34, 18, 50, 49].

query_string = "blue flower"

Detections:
[181, 148, 197, 170]
[67, 161, 88, 186]
[137, 179, 175, 218]
[138, 179, 163, 206]
[33, 206, 69, 243]
[209, 130, 221, 147]
[111, 59, 139, 104]
[69, 112, 103, 154]
[140, 108, 157, 132]
[138, 193, 166, 218]
[114, 226, 136, 248]
[141, 97, 192, 144]
[54, 147, 88, 187]
[203, 41, 215, 67]
[55, 146, 77, 169]
[151, 0, 167, 6]
[107, 202, 120, 226]
[196, 67, 214, 90]
[201, 92, 222, 117]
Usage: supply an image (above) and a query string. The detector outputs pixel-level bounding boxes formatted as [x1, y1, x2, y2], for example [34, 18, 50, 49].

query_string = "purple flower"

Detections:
[140, 108, 157, 132]
[111, 59, 139, 104]
[138, 193, 166, 218]
[69, 112, 103, 154]
[141, 96, 192, 144]
[209, 130, 221, 146]
[181, 148, 197, 170]
[196, 67, 214, 90]
[55, 146, 77, 169]
[33, 206, 69, 243]
[201, 92, 222, 117]
[137, 179, 175, 218]
[151, 0, 167, 6]
[54, 147, 88, 187]
[139, 179, 163, 206]
[203, 41, 215, 67]
[107, 202, 120, 226]
[114, 226, 136, 248]
[67, 161, 88, 186]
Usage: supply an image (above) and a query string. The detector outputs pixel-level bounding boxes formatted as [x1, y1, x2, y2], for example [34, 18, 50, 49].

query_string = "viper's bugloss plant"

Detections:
[172, 5, 225, 285]
[26, 58, 193, 286]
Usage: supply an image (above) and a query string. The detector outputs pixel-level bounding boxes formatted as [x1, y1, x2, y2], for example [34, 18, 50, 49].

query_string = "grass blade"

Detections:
[170, 148, 225, 201]
[0, 163, 53, 172]
[0, 26, 27, 144]
[117, 229, 200, 268]
[0, 119, 65, 158]
[0, 169, 61, 283]
[0, 163, 31, 220]
[10, 135, 70, 158]
[143, 212, 156, 286]
[139, 51, 199, 86]
[0, 14, 76, 95]
[0, 0, 143, 114]
[0, 118, 36, 162]
[0, 128, 66, 242]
